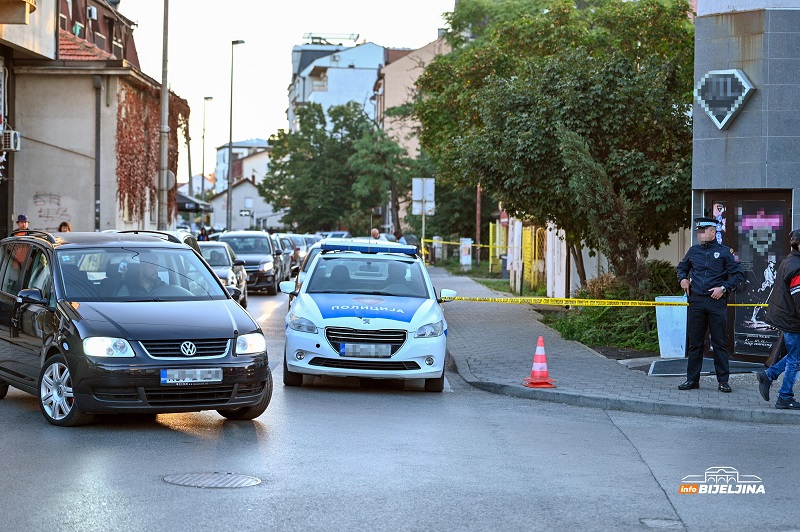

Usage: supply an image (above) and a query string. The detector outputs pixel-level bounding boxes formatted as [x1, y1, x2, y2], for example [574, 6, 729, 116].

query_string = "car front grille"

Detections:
[308, 357, 420, 371]
[144, 385, 235, 406]
[140, 339, 230, 359]
[92, 383, 265, 405]
[325, 327, 407, 355]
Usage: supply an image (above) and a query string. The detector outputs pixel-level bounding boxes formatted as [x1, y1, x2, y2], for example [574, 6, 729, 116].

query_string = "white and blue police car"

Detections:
[279, 241, 457, 392]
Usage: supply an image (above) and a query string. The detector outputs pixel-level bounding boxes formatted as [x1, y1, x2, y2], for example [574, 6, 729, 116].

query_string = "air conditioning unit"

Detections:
[2, 130, 21, 152]
[87, 5, 98, 20]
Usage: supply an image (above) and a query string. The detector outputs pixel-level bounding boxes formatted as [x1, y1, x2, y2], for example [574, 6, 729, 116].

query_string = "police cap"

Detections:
[694, 217, 718, 231]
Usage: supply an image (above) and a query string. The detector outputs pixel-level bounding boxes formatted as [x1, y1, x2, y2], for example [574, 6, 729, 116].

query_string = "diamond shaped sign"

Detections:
[695, 69, 755, 130]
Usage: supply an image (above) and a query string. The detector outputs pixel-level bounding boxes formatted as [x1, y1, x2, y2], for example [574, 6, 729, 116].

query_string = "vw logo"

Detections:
[180, 341, 197, 356]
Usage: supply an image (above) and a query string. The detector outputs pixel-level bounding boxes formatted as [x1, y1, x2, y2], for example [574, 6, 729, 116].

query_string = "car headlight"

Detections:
[260, 261, 274, 272]
[83, 337, 135, 357]
[236, 332, 266, 354]
[415, 321, 444, 338]
[288, 313, 317, 333]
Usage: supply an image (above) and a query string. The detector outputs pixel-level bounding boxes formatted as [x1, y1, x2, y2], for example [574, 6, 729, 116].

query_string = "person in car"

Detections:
[119, 255, 166, 296]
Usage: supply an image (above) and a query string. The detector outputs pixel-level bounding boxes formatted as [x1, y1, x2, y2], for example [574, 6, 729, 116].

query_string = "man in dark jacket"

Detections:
[757, 229, 800, 409]
[676, 217, 744, 392]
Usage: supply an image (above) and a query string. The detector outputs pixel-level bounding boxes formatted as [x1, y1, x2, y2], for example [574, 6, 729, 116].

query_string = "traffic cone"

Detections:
[523, 336, 556, 388]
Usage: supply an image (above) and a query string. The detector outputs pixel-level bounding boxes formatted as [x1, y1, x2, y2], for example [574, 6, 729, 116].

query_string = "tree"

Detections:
[348, 127, 413, 233]
[416, 0, 694, 288]
[258, 102, 378, 234]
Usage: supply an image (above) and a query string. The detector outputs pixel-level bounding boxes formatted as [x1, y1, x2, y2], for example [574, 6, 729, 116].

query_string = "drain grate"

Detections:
[163, 472, 261, 489]
[640, 518, 683, 529]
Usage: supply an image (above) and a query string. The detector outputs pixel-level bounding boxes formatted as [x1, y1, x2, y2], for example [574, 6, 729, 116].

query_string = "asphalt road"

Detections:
[0, 292, 795, 531]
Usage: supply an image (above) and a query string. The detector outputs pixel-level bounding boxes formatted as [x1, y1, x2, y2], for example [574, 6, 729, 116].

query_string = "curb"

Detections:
[446, 351, 800, 425]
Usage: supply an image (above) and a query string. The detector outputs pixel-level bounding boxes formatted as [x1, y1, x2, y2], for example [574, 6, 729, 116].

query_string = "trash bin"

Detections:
[655, 295, 687, 358]
[500, 254, 509, 279]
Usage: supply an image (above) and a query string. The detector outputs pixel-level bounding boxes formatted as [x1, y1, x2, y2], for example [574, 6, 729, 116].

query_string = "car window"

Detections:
[281, 237, 292, 251]
[271, 236, 282, 252]
[301, 248, 321, 273]
[290, 236, 304, 248]
[201, 246, 231, 266]
[1, 243, 30, 295]
[219, 236, 273, 255]
[306, 257, 428, 298]
[303, 236, 316, 246]
[56, 247, 227, 302]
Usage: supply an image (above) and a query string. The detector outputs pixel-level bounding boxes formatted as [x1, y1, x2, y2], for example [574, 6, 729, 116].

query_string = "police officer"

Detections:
[677, 217, 744, 392]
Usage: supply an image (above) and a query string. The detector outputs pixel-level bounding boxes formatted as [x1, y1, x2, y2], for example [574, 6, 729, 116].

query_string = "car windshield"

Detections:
[219, 235, 273, 255]
[306, 256, 428, 298]
[201, 246, 231, 266]
[56, 247, 227, 302]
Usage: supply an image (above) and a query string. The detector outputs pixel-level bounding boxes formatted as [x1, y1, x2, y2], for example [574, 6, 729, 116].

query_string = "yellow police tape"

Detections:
[442, 296, 764, 308]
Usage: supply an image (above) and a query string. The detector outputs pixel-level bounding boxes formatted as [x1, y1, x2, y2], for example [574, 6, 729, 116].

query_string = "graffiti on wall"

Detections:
[33, 192, 71, 232]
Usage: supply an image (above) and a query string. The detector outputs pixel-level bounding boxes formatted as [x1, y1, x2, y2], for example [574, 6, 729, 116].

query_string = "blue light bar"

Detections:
[321, 242, 418, 256]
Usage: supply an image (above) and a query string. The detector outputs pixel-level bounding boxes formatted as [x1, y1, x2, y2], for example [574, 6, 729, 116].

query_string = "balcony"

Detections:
[0, 0, 36, 24]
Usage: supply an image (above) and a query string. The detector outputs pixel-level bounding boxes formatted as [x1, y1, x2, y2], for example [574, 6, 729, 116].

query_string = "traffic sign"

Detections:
[239, 209, 252, 217]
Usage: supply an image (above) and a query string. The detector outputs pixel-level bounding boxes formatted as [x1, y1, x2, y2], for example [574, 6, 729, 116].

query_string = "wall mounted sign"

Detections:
[694, 70, 756, 129]
[694, 69, 755, 130]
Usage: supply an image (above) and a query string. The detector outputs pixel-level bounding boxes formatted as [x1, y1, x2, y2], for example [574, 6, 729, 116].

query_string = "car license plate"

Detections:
[340, 343, 392, 358]
[160, 368, 222, 385]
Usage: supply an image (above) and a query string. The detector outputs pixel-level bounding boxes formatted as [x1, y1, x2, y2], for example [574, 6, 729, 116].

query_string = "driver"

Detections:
[121, 253, 166, 296]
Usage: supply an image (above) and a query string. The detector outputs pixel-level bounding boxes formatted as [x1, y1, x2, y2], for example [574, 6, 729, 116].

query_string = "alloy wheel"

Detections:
[40, 361, 75, 421]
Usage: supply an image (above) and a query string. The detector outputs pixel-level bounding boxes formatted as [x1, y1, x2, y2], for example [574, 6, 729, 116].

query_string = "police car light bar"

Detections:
[321, 242, 418, 256]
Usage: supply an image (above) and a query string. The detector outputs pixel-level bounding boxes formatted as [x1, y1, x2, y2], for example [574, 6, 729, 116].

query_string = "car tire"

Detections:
[240, 285, 248, 309]
[217, 371, 273, 420]
[0, 380, 8, 399]
[283, 351, 303, 387]
[267, 275, 278, 296]
[424, 368, 445, 393]
[38, 354, 94, 427]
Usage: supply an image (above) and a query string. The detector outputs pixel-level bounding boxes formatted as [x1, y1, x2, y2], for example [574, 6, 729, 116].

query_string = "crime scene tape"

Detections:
[442, 296, 765, 308]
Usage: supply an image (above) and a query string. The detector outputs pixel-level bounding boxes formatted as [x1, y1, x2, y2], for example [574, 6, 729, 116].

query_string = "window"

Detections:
[24, 248, 54, 307]
[95, 32, 106, 51]
[1, 243, 30, 295]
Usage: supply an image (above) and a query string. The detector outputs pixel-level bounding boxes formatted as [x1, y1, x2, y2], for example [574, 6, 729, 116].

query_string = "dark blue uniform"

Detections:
[677, 241, 744, 384]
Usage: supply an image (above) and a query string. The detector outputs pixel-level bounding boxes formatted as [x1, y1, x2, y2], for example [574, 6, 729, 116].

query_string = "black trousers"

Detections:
[686, 295, 729, 383]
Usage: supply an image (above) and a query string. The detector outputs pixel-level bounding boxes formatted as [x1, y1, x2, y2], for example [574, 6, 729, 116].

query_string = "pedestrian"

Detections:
[14, 214, 29, 234]
[370, 228, 387, 241]
[393, 230, 407, 245]
[756, 229, 800, 409]
[58, 221, 71, 232]
[197, 226, 210, 241]
[676, 216, 744, 393]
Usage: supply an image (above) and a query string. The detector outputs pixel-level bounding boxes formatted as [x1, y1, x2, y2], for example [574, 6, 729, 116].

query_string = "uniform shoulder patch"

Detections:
[730, 248, 734, 254]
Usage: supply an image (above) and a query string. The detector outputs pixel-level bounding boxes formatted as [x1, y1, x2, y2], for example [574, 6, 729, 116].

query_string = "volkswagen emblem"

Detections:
[180, 341, 197, 357]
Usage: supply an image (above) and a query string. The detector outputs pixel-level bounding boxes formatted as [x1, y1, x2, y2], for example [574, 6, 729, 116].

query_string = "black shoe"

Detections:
[678, 380, 699, 390]
[756, 370, 771, 402]
[775, 397, 800, 410]
[718, 382, 732, 393]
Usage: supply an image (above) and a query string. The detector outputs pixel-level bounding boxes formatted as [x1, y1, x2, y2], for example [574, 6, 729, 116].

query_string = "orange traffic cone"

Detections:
[523, 336, 556, 388]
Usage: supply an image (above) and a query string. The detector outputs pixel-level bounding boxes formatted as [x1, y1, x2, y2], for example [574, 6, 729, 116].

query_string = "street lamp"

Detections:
[200, 96, 213, 200]
[225, 39, 245, 231]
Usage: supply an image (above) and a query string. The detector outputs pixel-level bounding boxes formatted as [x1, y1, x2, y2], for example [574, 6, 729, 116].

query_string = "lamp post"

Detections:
[225, 39, 245, 231]
[200, 96, 213, 200]
[157, 0, 170, 230]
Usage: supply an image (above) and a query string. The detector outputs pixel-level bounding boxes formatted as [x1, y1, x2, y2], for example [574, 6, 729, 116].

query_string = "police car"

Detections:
[279, 241, 456, 392]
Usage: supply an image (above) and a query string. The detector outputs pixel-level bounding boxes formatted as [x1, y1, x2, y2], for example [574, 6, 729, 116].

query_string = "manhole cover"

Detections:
[163, 472, 261, 489]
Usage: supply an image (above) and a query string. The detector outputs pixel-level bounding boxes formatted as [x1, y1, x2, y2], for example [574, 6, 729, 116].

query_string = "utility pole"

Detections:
[157, 0, 170, 230]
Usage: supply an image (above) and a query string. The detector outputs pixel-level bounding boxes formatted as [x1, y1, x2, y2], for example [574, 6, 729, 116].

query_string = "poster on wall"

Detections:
[733, 201, 787, 356]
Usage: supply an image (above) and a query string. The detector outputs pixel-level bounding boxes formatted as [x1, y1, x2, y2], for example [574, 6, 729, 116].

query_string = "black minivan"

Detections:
[0, 231, 272, 426]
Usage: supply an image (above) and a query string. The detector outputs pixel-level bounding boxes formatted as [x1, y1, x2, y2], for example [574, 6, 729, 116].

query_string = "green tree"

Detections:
[258, 102, 379, 234]
[416, 0, 694, 289]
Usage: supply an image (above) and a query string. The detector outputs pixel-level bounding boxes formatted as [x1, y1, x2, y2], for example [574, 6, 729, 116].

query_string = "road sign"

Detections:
[500, 211, 509, 227]
[412, 178, 435, 215]
[239, 209, 252, 217]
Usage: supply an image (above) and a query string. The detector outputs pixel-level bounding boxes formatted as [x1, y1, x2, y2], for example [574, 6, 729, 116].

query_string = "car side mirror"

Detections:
[233, 259, 246, 267]
[279, 281, 297, 295]
[225, 286, 242, 300]
[437, 288, 457, 303]
[17, 288, 48, 305]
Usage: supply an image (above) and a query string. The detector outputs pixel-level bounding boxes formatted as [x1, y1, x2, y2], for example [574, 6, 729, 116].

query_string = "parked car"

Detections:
[0, 230, 272, 426]
[318, 231, 351, 239]
[275, 233, 301, 274]
[218, 231, 283, 295]
[279, 240, 456, 392]
[270, 234, 293, 282]
[199, 241, 248, 308]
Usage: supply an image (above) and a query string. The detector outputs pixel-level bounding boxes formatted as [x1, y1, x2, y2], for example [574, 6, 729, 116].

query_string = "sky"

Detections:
[119, 0, 456, 185]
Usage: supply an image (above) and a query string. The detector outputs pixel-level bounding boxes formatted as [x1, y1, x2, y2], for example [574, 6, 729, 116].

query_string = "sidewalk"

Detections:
[429, 266, 800, 425]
